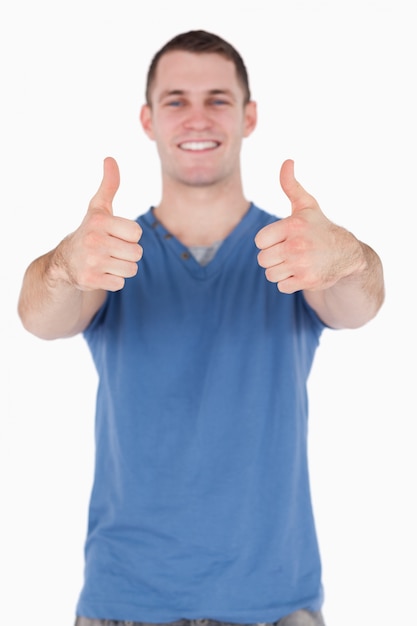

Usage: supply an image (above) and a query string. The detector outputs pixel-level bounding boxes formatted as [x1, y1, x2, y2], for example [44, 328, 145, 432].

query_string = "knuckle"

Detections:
[87, 209, 108, 230]
[264, 267, 276, 282]
[84, 229, 105, 252]
[108, 277, 125, 292]
[134, 244, 143, 262]
[134, 223, 143, 240]
[257, 250, 265, 267]
[127, 263, 139, 278]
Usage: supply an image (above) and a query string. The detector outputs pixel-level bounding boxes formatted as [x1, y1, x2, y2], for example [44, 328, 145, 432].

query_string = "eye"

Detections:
[210, 98, 229, 106]
[166, 100, 183, 107]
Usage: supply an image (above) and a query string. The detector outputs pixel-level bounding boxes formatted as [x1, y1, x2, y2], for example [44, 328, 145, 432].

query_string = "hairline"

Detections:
[149, 56, 247, 107]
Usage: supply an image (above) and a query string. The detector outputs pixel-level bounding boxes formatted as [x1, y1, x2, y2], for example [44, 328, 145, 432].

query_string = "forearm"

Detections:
[304, 241, 385, 329]
[18, 246, 105, 340]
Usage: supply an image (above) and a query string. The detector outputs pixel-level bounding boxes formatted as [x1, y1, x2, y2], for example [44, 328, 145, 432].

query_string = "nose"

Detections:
[183, 105, 212, 130]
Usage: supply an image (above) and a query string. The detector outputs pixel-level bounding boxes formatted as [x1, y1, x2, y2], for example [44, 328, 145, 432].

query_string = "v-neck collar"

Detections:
[141, 203, 260, 279]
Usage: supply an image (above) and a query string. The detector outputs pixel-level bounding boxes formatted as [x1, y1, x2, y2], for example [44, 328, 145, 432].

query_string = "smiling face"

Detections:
[140, 51, 257, 190]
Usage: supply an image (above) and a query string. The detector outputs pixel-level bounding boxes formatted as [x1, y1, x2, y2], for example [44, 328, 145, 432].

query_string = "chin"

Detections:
[178, 170, 224, 187]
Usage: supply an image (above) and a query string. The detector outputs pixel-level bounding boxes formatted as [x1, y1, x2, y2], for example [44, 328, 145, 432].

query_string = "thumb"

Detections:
[89, 156, 120, 214]
[280, 159, 316, 214]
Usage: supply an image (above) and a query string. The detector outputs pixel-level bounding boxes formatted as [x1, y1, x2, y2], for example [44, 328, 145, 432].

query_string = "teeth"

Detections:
[179, 141, 218, 151]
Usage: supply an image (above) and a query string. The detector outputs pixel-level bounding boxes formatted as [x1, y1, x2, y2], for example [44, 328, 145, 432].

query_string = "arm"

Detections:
[18, 250, 107, 339]
[18, 157, 143, 339]
[255, 160, 385, 329]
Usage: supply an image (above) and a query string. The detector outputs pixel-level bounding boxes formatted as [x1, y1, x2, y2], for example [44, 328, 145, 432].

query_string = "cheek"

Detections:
[152, 126, 174, 151]
[225, 114, 249, 140]
[153, 117, 183, 145]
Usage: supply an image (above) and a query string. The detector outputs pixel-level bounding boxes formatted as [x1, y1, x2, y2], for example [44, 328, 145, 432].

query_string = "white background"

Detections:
[1, 1, 416, 624]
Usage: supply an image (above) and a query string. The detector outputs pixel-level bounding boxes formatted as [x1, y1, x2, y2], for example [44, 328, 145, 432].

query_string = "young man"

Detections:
[18, 30, 384, 626]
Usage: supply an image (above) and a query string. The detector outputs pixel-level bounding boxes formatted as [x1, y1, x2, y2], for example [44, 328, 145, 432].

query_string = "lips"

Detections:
[178, 140, 220, 151]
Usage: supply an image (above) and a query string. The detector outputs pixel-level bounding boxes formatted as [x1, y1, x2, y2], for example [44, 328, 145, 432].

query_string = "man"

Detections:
[18, 30, 384, 626]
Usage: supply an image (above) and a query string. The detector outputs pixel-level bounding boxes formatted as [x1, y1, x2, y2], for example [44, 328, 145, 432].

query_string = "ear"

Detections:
[243, 100, 257, 138]
[140, 104, 155, 139]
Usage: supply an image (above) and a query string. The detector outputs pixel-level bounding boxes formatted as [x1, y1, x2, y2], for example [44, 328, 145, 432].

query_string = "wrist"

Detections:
[45, 237, 76, 289]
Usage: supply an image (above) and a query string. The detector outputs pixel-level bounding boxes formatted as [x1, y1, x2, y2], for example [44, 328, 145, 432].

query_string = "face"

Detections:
[140, 51, 257, 189]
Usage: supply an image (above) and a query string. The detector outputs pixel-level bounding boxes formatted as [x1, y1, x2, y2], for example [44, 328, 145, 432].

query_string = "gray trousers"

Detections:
[75, 613, 326, 626]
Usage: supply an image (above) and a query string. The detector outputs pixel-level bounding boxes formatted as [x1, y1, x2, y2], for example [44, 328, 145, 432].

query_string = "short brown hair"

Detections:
[145, 30, 251, 106]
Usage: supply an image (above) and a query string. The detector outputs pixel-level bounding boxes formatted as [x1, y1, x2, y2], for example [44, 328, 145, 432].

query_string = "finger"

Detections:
[109, 217, 143, 244]
[280, 159, 316, 213]
[104, 258, 140, 280]
[107, 237, 143, 264]
[254, 219, 286, 250]
[262, 262, 303, 294]
[263, 263, 293, 286]
[89, 156, 120, 215]
[257, 244, 285, 269]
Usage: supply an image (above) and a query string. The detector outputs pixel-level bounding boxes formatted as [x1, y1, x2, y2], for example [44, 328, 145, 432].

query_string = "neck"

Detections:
[153, 178, 250, 247]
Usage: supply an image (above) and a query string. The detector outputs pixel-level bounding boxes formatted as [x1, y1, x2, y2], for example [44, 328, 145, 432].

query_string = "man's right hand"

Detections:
[58, 156, 143, 292]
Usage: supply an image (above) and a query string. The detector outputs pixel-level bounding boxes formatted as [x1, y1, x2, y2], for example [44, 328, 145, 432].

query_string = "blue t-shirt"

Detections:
[77, 204, 327, 622]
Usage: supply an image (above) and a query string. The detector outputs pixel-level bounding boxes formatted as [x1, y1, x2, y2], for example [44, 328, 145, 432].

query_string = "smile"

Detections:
[178, 141, 220, 151]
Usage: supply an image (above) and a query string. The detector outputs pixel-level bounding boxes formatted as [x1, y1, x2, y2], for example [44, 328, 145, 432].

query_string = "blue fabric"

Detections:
[78, 204, 327, 623]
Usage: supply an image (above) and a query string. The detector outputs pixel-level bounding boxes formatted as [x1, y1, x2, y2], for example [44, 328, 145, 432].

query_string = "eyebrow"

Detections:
[158, 88, 237, 102]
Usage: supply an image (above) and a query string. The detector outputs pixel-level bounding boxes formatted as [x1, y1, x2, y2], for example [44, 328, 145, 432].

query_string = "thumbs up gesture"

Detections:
[255, 159, 362, 294]
[61, 157, 143, 292]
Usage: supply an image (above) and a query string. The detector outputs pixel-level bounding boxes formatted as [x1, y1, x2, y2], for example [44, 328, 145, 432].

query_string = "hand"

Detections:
[58, 157, 143, 292]
[255, 159, 364, 294]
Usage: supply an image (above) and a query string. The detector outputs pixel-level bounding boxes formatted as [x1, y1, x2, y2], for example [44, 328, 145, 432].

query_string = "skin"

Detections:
[256, 161, 385, 328]
[140, 51, 257, 247]
[18, 50, 384, 338]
